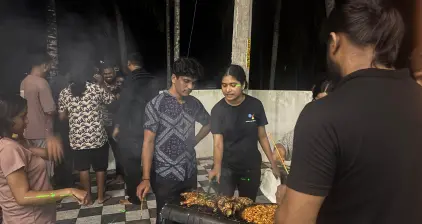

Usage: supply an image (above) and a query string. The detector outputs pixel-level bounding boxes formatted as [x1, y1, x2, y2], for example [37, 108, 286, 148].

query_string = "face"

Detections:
[103, 68, 116, 84]
[39, 62, 52, 78]
[172, 75, 195, 97]
[326, 33, 344, 82]
[116, 77, 125, 88]
[12, 107, 28, 135]
[221, 75, 243, 101]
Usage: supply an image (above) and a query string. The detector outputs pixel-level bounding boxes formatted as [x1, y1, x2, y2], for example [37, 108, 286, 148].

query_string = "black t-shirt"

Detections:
[211, 95, 268, 171]
[288, 68, 422, 224]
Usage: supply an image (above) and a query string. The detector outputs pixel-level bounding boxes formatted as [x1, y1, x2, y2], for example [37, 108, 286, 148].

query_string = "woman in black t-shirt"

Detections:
[208, 65, 280, 201]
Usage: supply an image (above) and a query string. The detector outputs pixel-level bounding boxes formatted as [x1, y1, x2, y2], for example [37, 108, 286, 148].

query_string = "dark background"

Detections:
[0, 0, 416, 94]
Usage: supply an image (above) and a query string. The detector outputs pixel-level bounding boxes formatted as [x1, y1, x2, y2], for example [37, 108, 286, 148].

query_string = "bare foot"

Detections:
[97, 195, 111, 204]
[119, 199, 132, 205]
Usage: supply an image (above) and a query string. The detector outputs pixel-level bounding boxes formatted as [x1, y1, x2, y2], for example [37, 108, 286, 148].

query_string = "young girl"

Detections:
[0, 94, 88, 224]
[208, 65, 280, 201]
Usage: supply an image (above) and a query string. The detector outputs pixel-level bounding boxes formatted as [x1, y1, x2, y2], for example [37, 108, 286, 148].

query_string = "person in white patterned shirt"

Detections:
[58, 66, 116, 204]
[273, 80, 332, 163]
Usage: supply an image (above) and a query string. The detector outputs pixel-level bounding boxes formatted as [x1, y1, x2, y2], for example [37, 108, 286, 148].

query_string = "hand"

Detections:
[71, 188, 89, 205]
[273, 144, 286, 163]
[112, 127, 119, 141]
[93, 74, 104, 84]
[271, 163, 281, 179]
[136, 180, 151, 200]
[208, 168, 221, 183]
[275, 184, 287, 205]
[46, 136, 64, 164]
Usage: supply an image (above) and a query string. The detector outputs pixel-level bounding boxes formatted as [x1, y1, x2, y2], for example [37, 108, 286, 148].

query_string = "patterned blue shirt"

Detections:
[144, 90, 210, 181]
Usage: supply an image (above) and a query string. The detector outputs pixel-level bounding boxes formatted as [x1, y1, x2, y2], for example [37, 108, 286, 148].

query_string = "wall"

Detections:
[108, 89, 312, 169]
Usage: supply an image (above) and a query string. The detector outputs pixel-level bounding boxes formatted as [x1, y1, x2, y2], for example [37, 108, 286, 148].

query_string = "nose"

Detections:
[187, 82, 193, 90]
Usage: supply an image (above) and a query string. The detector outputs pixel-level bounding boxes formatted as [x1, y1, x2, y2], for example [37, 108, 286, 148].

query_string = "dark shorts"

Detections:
[73, 142, 109, 172]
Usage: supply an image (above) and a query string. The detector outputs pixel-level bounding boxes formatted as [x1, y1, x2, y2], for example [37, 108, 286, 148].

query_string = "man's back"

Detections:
[20, 75, 55, 140]
[116, 69, 163, 146]
[288, 68, 422, 224]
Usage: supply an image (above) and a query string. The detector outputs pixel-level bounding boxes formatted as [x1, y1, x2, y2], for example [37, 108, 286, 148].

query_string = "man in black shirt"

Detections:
[276, 1, 422, 223]
[113, 53, 164, 205]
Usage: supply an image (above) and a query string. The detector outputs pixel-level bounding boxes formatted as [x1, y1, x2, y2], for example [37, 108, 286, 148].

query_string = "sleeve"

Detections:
[194, 100, 211, 126]
[278, 130, 294, 161]
[100, 85, 116, 105]
[286, 104, 337, 197]
[39, 81, 56, 113]
[257, 100, 268, 126]
[210, 105, 223, 134]
[58, 90, 67, 113]
[143, 100, 160, 133]
[0, 143, 27, 177]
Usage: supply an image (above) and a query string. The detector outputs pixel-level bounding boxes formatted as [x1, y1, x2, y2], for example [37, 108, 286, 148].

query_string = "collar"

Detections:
[335, 68, 411, 90]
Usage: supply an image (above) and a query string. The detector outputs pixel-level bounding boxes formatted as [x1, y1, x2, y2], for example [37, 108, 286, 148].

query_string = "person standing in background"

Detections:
[273, 80, 333, 163]
[114, 53, 163, 205]
[20, 52, 62, 181]
[58, 65, 116, 204]
[136, 58, 211, 222]
[100, 62, 124, 185]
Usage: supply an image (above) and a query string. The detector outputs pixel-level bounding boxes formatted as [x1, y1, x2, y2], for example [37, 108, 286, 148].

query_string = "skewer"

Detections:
[268, 133, 290, 174]
[140, 198, 144, 219]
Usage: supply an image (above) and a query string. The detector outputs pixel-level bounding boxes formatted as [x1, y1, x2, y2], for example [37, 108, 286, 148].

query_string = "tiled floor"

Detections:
[56, 158, 271, 224]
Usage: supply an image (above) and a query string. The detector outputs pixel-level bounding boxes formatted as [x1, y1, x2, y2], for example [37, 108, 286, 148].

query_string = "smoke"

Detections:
[0, 1, 49, 94]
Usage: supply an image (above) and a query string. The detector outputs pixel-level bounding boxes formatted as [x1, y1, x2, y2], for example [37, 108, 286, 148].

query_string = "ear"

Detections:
[329, 32, 340, 55]
[171, 74, 177, 84]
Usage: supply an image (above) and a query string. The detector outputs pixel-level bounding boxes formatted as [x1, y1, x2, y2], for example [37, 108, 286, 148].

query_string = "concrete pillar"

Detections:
[231, 0, 253, 84]
[46, 0, 59, 80]
[174, 0, 180, 61]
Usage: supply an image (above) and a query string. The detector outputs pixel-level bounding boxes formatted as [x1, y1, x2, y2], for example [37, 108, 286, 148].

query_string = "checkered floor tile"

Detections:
[56, 158, 271, 224]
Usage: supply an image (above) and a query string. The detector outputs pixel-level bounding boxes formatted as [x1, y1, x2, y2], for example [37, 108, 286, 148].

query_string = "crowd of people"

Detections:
[1, 0, 422, 224]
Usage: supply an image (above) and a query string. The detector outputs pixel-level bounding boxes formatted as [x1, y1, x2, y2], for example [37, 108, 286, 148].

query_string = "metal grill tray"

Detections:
[161, 198, 277, 224]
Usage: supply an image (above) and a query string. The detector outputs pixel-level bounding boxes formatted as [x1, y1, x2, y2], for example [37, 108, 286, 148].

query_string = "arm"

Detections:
[195, 123, 211, 146]
[7, 169, 74, 206]
[258, 126, 277, 167]
[142, 100, 160, 180]
[194, 99, 211, 146]
[212, 134, 224, 172]
[28, 147, 48, 160]
[275, 188, 325, 224]
[275, 104, 337, 224]
[58, 90, 68, 121]
[39, 81, 56, 136]
[141, 130, 156, 180]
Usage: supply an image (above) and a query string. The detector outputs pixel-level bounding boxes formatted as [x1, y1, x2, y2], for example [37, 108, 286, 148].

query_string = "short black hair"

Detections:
[172, 57, 204, 80]
[323, 0, 404, 68]
[128, 53, 144, 67]
[29, 52, 52, 68]
[0, 94, 27, 137]
[223, 64, 248, 89]
[99, 60, 114, 73]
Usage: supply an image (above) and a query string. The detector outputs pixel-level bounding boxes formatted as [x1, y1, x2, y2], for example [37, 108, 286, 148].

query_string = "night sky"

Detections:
[0, 0, 416, 94]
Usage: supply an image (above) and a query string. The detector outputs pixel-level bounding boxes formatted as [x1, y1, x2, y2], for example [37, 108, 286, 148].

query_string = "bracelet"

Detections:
[142, 179, 150, 181]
